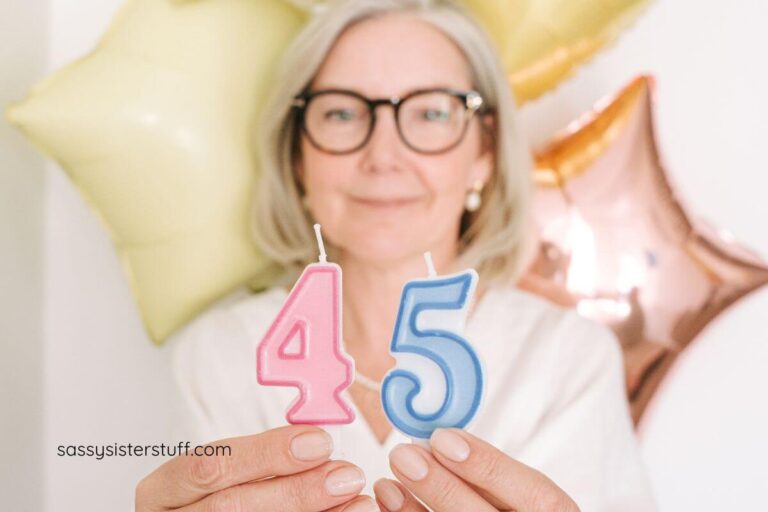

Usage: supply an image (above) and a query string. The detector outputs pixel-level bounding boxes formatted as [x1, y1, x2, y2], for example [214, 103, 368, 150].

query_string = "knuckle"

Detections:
[473, 451, 504, 486]
[528, 482, 577, 512]
[250, 429, 289, 470]
[341, 497, 378, 512]
[134, 476, 151, 510]
[278, 470, 315, 507]
[430, 473, 463, 508]
[189, 451, 229, 490]
[204, 487, 244, 512]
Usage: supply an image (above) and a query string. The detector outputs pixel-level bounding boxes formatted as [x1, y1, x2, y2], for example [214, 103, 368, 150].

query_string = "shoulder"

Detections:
[497, 286, 627, 413]
[469, 284, 628, 447]
[166, 286, 289, 388]
[165, 286, 291, 438]
[168, 286, 287, 347]
[481, 284, 623, 377]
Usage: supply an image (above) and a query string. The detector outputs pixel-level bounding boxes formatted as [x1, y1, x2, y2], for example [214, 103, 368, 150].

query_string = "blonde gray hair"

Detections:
[252, 0, 532, 290]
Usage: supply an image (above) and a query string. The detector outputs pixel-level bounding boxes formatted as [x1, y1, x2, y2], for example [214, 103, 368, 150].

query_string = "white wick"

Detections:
[314, 224, 327, 263]
[423, 251, 437, 278]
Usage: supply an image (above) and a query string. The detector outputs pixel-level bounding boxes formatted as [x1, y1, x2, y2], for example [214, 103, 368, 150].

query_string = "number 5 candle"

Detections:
[381, 252, 485, 440]
[256, 224, 355, 425]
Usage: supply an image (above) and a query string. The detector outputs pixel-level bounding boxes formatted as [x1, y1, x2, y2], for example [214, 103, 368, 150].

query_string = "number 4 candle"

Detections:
[256, 224, 355, 425]
[381, 252, 485, 440]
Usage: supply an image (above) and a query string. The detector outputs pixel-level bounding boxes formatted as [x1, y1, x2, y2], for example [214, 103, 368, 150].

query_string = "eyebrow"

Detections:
[307, 83, 472, 97]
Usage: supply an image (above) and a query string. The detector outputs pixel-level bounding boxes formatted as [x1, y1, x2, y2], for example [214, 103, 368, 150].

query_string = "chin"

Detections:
[338, 226, 427, 264]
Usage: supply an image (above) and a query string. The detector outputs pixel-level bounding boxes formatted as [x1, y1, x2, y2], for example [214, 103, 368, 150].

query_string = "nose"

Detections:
[359, 104, 406, 174]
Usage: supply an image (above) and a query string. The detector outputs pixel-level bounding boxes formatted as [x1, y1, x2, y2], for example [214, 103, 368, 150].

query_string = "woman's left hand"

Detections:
[373, 429, 581, 512]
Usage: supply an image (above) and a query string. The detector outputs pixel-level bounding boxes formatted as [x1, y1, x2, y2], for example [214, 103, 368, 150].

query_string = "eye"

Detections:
[421, 109, 451, 122]
[324, 109, 356, 121]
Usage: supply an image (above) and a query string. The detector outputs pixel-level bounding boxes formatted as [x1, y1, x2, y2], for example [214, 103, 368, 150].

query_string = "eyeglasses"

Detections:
[292, 88, 487, 155]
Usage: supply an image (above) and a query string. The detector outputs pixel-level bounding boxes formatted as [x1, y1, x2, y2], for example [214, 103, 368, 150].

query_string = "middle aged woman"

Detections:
[136, 1, 658, 511]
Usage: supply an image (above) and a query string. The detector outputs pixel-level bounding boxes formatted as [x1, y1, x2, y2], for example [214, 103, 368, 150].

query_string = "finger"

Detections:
[136, 425, 334, 510]
[326, 495, 380, 512]
[374, 478, 427, 512]
[180, 460, 367, 512]
[388, 443, 495, 512]
[429, 429, 580, 512]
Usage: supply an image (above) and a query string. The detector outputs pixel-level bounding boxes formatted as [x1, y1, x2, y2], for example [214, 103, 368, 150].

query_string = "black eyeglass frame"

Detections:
[291, 87, 489, 155]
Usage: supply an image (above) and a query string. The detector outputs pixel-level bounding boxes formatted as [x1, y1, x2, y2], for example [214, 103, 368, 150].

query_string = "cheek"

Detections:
[304, 181, 343, 229]
[298, 143, 355, 239]
[428, 172, 465, 212]
[300, 143, 344, 200]
[424, 144, 480, 207]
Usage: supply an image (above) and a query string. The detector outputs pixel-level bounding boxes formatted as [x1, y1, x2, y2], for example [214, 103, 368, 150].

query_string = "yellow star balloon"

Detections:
[6, 0, 305, 343]
[463, 0, 652, 103]
[6, 0, 650, 344]
[292, 0, 652, 103]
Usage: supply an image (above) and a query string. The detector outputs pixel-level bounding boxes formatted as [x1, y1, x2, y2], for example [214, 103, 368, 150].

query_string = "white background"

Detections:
[2, 0, 767, 510]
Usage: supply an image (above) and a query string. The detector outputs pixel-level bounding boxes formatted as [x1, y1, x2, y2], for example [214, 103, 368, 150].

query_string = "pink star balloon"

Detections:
[521, 76, 768, 423]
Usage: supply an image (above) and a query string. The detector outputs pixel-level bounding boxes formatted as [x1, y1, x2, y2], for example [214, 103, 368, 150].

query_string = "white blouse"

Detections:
[167, 284, 658, 511]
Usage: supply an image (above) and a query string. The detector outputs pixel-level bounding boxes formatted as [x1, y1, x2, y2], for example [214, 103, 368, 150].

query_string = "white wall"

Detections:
[0, 0, 47, 510]
[43, 1, 176, 509]
[2, 0, 765, 510]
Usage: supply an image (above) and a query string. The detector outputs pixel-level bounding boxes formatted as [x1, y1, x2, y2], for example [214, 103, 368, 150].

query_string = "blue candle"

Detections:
[381, 253, 485, 440]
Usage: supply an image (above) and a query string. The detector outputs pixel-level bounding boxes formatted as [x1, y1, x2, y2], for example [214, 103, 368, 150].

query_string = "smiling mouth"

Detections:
[350, 196, 421, 208]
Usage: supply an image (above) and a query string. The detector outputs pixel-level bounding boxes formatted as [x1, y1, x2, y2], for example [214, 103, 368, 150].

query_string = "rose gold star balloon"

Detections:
[520, 75, 768, 424]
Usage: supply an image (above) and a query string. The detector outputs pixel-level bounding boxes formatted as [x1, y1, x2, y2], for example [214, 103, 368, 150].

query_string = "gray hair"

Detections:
[252, 0, 532, 289]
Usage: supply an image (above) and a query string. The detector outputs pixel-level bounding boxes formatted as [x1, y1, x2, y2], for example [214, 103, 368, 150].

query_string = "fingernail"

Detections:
[325, 466, 366, 496]
[374, 479, 404, 511]
[344, 497, 380, 512]
[430, 429, 470, 462]
[389, 444, 428, 481]
[290, 431, 333, 461]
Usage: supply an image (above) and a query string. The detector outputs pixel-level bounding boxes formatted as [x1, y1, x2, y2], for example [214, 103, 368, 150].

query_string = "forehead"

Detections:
[311, 13, 473, 96]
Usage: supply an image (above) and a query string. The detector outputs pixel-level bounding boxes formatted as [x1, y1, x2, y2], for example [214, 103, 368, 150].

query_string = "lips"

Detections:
[349, 196, 421, 208]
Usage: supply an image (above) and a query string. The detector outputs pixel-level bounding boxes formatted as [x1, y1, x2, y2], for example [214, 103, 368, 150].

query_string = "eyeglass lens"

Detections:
[302, 91, 473, 154]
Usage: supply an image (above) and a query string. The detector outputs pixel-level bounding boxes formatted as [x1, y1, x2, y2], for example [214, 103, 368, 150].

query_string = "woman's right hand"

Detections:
[135, 425, 376, 512]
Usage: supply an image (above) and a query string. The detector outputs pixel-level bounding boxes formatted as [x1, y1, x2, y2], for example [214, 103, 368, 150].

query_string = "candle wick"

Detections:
[313, 223, 327, 263]
[423, 251, 437, 278]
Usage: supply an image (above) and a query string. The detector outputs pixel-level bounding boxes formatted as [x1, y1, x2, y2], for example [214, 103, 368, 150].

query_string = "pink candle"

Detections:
[256, 224, 355, 425]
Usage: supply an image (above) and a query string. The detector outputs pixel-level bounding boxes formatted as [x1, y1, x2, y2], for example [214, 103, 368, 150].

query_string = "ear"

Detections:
[467, 114, 495, 189]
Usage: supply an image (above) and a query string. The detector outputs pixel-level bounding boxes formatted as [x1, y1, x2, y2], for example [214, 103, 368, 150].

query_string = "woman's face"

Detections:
[299, 13, 492, 265]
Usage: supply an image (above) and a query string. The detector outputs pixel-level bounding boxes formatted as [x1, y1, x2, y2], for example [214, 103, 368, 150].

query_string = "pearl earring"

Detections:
[465, 180, 484, 212]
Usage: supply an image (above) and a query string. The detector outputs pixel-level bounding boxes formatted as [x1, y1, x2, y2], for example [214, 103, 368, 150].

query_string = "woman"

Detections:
[136, 1, 658, 511]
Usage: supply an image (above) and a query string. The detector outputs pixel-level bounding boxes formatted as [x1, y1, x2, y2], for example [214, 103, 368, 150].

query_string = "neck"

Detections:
[339, 238, 459, 380]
